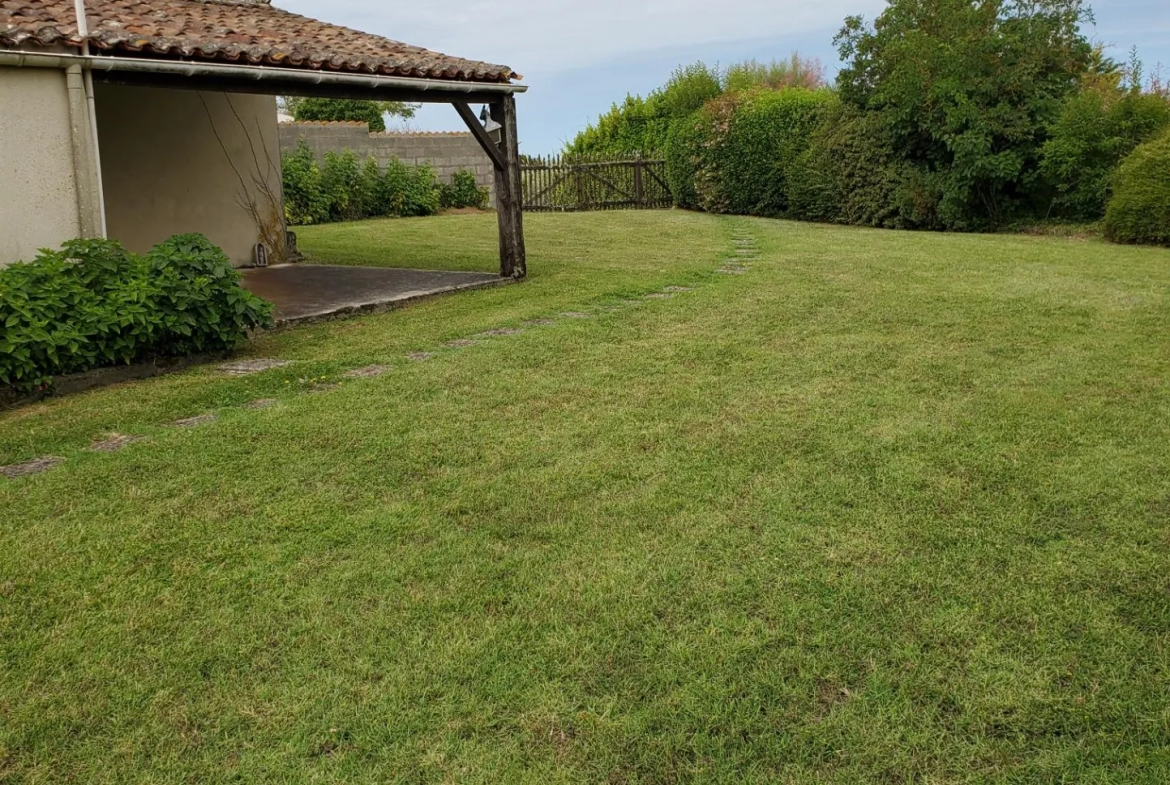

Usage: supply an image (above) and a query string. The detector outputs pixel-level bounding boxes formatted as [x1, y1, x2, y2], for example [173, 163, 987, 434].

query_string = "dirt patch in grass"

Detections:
[171, 414, 217, 428]
[0, 456, 64, 478]
[88, 434, 144, 453]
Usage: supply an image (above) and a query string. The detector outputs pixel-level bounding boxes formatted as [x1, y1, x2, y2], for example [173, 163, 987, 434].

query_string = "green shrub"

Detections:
[0, 236, 273, 392]
[321, 150, 369, 222]
[382, 160, 441, 217]
[282, 146, 442, 224]
[1042, 90, 1170, 219]
[282, 141, 330, 226]
[1104, 130, 1170, 245]
[440, 170, 489, 209]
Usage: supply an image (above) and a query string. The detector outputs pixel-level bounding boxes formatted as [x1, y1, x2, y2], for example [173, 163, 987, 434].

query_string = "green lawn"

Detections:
[2, 211, 1169, 783]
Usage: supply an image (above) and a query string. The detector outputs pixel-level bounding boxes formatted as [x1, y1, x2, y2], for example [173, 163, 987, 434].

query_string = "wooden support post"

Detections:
[491, 95, 526, 280]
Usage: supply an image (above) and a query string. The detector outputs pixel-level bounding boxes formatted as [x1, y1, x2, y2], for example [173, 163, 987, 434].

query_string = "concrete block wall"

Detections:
[278, 122, 495, 200]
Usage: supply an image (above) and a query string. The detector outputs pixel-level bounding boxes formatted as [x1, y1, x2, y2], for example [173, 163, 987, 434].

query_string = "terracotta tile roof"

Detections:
[0, 0, 518, 83]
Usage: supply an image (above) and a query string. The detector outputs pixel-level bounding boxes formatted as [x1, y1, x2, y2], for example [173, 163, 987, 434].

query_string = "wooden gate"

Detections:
[521, 155, 672, 212]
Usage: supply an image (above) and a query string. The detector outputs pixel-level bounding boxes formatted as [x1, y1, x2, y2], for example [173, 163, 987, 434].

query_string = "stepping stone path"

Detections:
[1, 456, 64, 479]
[663, 286, 694, 293]
[643, 293, 675, 300]
[407, 352, 435, 362]
[719, 232, 757, 276]
[561, 312, 593, 319]
[476, 328, 525, 338]
[89, 434, 144, 452]
[219, 359, 291, 376]
[343, 365, 391, 379]
[245, 399, 279, 410]
[172, 414, 217, 428]
[442, 339, 480, 349]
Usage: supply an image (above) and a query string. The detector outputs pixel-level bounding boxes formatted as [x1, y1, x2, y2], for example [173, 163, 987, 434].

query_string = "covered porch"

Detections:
[0, 0, 528, 282]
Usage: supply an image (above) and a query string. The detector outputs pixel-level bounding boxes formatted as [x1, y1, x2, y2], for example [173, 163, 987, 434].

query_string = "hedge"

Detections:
[1104, 130, 1170, 246]
[665, 89, 837, 218]
[282, 141, 486, 226]
[0, 235, 273, 392]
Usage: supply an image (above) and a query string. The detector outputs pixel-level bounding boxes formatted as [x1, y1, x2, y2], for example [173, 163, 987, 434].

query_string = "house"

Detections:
[0, 0, 526, 277]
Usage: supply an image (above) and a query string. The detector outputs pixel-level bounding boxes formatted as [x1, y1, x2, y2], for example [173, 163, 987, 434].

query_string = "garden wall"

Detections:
[278, 122, 495, 200]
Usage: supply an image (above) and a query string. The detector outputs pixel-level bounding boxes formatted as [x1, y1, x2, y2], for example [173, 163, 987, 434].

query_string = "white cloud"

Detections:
[278, 0, 886, 75]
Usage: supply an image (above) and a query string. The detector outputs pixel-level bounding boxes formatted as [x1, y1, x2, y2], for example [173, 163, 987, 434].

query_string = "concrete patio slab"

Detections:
[241, 265, 510, 325]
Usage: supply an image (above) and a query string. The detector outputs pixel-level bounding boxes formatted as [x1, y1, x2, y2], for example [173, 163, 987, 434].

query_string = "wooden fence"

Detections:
[521, 155, 672, 212]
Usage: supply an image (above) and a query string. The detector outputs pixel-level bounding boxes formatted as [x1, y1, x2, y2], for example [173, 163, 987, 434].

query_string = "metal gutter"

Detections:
[0, 49, 528, 95]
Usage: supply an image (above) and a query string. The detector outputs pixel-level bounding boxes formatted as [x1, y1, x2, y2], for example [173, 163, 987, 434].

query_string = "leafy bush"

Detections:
[1104, 130, 1170, 245]
[382, 160, 441, 217]
[440, 170, 489, 209]
[282, 141, 330, 226]
[723, 55, 827, 93]
[1042, 89, 1170, 219]
[0, 236, 273, 391]
[281, 145, 442, 225]
[321, 150, 371, 223]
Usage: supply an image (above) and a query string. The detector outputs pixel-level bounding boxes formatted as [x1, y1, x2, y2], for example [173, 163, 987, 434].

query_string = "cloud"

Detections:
[279, 0, 887, 75]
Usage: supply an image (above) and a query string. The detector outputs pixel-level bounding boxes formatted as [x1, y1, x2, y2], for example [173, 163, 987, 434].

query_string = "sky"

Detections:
[281, 0, 1170, 154]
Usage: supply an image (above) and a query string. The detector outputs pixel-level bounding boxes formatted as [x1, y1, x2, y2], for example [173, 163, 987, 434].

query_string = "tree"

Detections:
[285, 98, 418, 132]
[835, 0, 1093, 229]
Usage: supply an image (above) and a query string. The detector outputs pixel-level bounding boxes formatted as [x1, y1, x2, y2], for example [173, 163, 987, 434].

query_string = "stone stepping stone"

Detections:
[89, 434, 144, 452]
[523, 318, 557, 327]
[442, 339, 480, 349]
[407, 352, 435, 362]
[475, 328, 525, 338]
[1, 456, 64, 479]
[663, 286, 694, 293]
[219, 359, 291, 376]
[560, 312, 593, 319]
[643, 293, 675, 300]
[717, 268, 748, 275]
[172, 414, 217, 428]
[245, 399, 279, 410]
[343, 365, 391, 379]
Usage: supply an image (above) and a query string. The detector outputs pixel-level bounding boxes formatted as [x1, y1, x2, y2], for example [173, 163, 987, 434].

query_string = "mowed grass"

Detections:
[2, 211, 1170, 783]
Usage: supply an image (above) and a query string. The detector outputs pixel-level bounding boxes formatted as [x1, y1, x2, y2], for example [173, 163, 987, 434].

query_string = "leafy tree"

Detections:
[1041, 88, 1170, 218]
[835, 0, 1094, 230]
[287, 98, 417, 132]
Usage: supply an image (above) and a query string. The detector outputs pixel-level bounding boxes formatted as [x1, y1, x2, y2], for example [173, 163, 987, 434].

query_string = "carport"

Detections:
[0, 0, 527, 283]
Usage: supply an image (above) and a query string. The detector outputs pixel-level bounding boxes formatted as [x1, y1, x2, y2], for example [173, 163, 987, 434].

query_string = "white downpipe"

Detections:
[72, 0, 107, 237]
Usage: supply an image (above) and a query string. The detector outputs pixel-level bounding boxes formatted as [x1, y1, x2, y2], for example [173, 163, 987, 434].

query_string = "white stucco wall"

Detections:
[94, 84, 283, 267]
[0, 67, 82, 266]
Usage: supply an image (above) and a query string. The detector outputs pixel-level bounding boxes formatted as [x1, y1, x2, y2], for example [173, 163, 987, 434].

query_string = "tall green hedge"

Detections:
[1104, 130, 1170, 246]
[664, 88, 837, 217]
